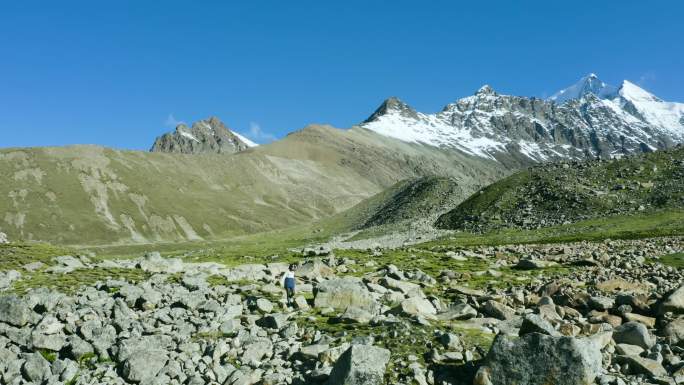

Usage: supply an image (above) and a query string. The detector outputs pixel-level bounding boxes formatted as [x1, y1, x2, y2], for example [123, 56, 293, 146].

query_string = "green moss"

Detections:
[39, 349, 57, 363]
[659, 252, 684, 268]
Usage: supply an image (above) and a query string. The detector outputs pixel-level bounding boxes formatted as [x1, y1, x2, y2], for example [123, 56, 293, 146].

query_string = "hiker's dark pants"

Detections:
[286, 287, 295, 304]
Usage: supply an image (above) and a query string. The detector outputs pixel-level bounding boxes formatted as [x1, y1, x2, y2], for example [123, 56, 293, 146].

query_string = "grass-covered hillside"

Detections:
[436, 145, 684, 232]
[328, 176, 466, 232]
[0, 125, 505, 246]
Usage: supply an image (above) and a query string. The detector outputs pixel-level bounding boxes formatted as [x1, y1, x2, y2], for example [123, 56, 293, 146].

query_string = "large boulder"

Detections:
[22, 352, 51, 383]
[663, 317, 684, 345]
[474, 333, 602, 385]
[612, 322, 655, 350]
[327, 345, 390, 385]
[0, 295, 32, 327]
[614, 355, 668, 377]
[659, 285, 684, 315]
[437, 303, 477, 321]
[137, 251, 184, 273]
[121, 350, 168, 383]
[0, 270, 21, 290]
[315, 277, 379, 314]
[519, 314, 559, 336]
[297, 259, 335, 280]
[481, 300, 516, 320]
[400, 296, 436, 317]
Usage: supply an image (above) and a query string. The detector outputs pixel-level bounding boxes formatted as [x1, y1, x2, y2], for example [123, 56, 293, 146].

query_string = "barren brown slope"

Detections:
[0, 124, 507, 246]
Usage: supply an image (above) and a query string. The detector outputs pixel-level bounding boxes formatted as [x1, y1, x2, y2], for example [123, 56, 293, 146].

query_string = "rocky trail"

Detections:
[0, 237, 684, 385]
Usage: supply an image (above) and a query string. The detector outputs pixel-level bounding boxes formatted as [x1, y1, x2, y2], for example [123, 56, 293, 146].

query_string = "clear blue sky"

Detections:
[1, 1, 682, 149]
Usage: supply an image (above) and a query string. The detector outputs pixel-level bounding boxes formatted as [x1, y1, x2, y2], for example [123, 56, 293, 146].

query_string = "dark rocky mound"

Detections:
[436, 146, 684, 232]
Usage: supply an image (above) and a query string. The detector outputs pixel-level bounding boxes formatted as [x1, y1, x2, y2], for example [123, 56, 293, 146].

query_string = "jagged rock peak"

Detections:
[150, 117, 257, 155]
[363, 96, 418, 123]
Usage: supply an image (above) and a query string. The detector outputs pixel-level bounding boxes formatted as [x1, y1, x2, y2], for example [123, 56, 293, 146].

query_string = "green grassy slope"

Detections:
[0, 125, 506, 246]
[436, 146, 684, 232]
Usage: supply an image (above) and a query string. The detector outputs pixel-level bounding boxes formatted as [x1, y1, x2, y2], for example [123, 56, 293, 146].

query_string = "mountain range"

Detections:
[1, 74, 682, 245]
[360, 74, 684, 162]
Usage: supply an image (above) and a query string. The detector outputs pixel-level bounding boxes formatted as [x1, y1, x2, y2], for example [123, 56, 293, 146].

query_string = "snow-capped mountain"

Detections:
[359, 74, 684, 162]
[151, 116, 257, 154]
[549, 73, 618, 103]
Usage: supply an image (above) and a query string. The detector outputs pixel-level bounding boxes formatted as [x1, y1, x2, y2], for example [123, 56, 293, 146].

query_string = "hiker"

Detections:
[282, 264, 296, 307]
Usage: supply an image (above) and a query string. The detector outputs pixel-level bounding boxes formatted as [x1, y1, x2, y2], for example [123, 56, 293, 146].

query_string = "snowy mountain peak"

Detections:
[619, 80, 662, 103]
[360, 73, 684, 163]
[476, 85, 496, 96]
[549, 73, 618, 104]
[151, 117, 256, 154]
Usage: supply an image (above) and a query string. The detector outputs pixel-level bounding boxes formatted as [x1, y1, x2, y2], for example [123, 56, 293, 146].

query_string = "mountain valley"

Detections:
[1, 73, 684, 385]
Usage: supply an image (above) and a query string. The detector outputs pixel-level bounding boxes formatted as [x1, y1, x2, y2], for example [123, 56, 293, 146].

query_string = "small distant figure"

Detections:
[282, 264, 296, 307]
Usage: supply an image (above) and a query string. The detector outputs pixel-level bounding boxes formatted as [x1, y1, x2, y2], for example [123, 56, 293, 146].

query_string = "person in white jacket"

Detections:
[282, 264, 296, 307]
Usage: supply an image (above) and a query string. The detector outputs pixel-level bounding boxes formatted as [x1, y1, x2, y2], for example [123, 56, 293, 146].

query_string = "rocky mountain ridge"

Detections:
[150, 117, 257, 154]
[360, 74, 684, 162]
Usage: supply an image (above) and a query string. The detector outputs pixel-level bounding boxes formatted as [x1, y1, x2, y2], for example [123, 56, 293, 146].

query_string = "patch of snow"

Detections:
[179, 130, 200, 143]
[517, 140, 548, 161]
[233, 131, 259, 147]
[360, 110, 505, 160]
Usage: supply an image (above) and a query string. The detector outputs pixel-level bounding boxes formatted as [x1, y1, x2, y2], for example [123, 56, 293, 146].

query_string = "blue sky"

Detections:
[1, 1, 682, 149]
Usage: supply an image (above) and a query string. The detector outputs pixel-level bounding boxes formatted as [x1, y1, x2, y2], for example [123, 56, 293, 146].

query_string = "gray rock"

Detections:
[137, 251, 184, 273]
[294, 295, 309, 310]
[297, 259, 334, 279]
[400, 296, 436, 317]
[22, 352, 51, 383]
[615, 355, 668, 377]
[53, 358, 79, 382]
[315, 277, 378, 314]
[437, 303, 477, 320]
[300, 344, 330, 359]
[475, 333, 602, 385]
[255, 298, 274, 313]
[663, 317, 684, 345]
[34, 314, 64, 335]
[46, 255, 86, 273]
[242, 340, 273, 365]
[613, 321, 655, 350]
[439, 333, 462, 350]
[31, 332, 67, 351]
[482, 300, 516, 320]
[122, 350, 168, 383]
[0, 232, 8, 244]
[220, 319, 242, 334]
[66, 334, 95, 360]
[615, 343, 645, 356]
[515, 259, 558, 269]
[338, 307, 373, 324]
[659, 285, 684, 315]
[589, 296, 615, 311]
[327, 345, 391, 385]
[0, 270, 21, 290]
[380, 277, 423, 297]
[23, 262, 44, 272]
[519, 314, 560, 336]
[0, 295, 31, 327]
[258, 313, 289, 329]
